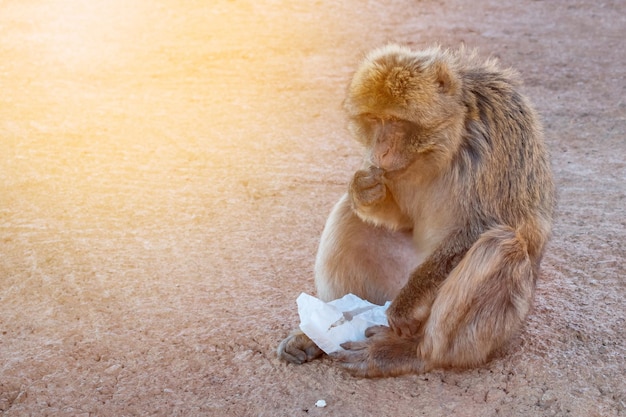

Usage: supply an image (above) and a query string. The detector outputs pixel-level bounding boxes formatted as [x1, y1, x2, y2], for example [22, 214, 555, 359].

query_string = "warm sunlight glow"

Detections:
[36, 0, 141, 70]
[1, 0, 308, 288]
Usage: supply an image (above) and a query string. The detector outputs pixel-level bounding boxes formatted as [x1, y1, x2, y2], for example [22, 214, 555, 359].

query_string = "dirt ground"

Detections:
[0, 0, 624, 416]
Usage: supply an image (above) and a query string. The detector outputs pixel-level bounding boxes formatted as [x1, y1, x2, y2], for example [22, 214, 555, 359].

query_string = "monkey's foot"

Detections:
[277, 329, 324, 364]
[331, 326, 425, 377]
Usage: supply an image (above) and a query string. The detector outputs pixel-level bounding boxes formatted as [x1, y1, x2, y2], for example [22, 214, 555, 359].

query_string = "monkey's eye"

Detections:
[359, 114, 399, 124]
[360, 114, 379, 124]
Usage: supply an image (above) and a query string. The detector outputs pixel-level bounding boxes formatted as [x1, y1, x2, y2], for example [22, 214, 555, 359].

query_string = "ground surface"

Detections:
[0, 0, 624, 416]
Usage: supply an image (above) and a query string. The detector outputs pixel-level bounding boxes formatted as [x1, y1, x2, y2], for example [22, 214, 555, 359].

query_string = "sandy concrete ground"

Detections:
[0, 0, 624, 416]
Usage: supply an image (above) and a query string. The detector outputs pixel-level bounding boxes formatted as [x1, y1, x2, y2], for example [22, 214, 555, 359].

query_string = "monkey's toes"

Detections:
[387, 315, 422, 339]
[331, 348, 383, 377]
[277, 332, 323, 364]
[364, 325, 391, 338]
[339, 340, 369, 352]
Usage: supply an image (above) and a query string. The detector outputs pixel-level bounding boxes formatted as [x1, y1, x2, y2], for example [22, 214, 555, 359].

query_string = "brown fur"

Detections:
[277, 44, 555, 377]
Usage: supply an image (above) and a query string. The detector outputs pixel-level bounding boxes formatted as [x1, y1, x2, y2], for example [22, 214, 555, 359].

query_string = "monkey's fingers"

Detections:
[364, 325, 390, 338]
[339, 340, 369, 352]
[277, 330, 323, 364]
[338, 325, 392, 353]
[332, 350, 367, 365]
[335, 361, 373, 377]
[353, 169, 384, 189]
[359, 183, 386, 206]
[366, 166, 385, 177]
[332, 335, 424, 378]
[330, 347, 374, 377]
[281, 350, 306, 364]
[334, 336, 386, 376]
[387, 315, 421, 339]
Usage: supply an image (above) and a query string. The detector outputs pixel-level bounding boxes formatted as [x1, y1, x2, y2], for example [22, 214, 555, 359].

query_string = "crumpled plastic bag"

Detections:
[297, 292, 390, 354]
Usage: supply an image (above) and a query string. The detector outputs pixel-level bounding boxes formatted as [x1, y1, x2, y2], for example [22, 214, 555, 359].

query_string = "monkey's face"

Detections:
[344, 45, 466, 175]
[348, 115, 428, 172]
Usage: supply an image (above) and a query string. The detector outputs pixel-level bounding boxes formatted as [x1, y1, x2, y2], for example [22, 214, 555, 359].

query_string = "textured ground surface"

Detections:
[1, 0, 624, 416]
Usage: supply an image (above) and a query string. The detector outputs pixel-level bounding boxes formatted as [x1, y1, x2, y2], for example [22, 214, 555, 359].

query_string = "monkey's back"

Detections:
[454, 59, 556, 239]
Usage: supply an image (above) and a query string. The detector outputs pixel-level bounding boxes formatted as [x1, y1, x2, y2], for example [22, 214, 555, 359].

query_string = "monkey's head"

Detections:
[344, 44, 466, 173]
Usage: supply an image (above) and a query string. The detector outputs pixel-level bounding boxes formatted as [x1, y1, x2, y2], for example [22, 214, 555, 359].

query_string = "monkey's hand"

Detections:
[349, 167, 387, 210]
[331, 326, 425, 377]
[386, 288, 434, 339]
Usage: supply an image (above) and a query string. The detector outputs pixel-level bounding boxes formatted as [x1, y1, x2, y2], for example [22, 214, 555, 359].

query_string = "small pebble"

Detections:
[315, 399, 327, 408]
[540, 390, 557, 408]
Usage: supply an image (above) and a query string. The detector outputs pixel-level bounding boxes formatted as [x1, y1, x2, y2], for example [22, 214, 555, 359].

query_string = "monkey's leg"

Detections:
[334, 225, 535, 376]
[277, 194, 420, 364]
[314, 194, 420, 305]
[419, 225, 535, 370]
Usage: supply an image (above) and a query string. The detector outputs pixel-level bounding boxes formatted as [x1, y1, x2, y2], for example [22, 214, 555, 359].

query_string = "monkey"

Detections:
[277, 44, 555, 377]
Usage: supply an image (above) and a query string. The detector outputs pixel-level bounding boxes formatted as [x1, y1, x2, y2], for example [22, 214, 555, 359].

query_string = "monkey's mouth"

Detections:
[380, 166, 409, 180]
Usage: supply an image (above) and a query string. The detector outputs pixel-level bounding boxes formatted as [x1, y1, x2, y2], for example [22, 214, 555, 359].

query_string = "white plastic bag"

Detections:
[297, 292, 390, 354]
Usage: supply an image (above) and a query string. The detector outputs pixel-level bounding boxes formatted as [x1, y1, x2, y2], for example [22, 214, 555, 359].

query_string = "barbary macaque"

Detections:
[278, 44, 555, 377]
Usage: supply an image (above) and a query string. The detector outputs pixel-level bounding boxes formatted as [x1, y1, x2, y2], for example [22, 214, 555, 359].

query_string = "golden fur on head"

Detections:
[344, 44, 462, 121]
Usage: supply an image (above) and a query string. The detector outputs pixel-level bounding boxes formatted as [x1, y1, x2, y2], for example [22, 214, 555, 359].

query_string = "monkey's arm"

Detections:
[349, 167, 412, 231]
[386, 227, 476, 338]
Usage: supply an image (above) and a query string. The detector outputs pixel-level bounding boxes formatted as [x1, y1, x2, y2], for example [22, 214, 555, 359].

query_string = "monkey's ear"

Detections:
[432, 60, 458, 94]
